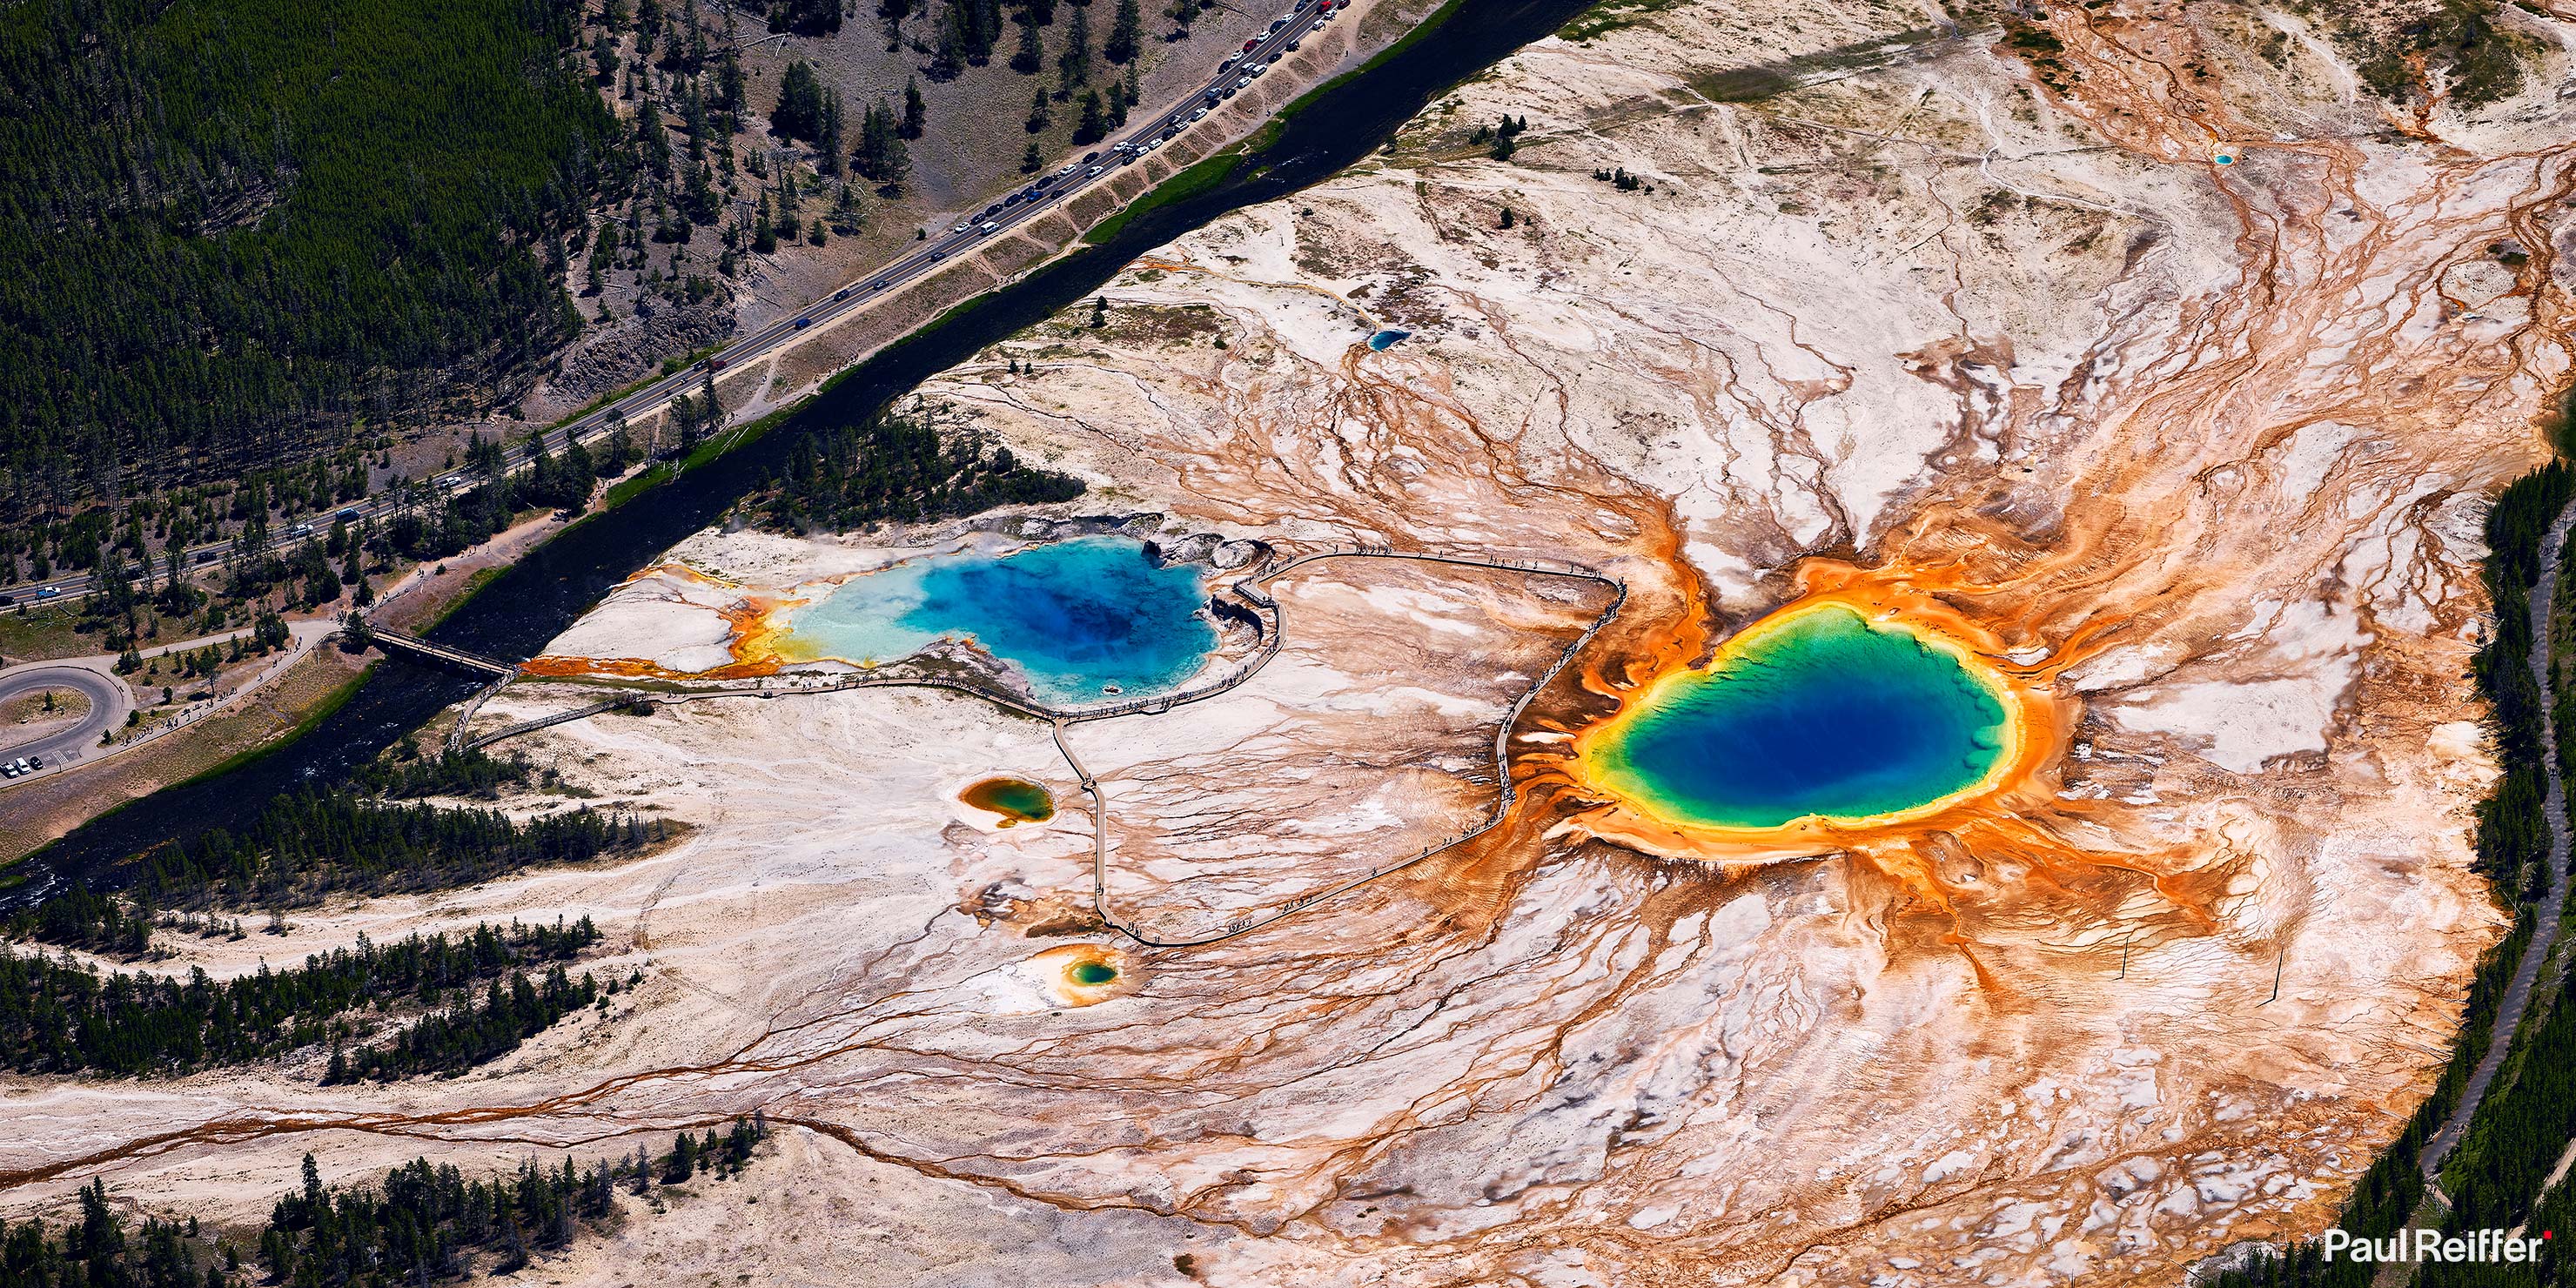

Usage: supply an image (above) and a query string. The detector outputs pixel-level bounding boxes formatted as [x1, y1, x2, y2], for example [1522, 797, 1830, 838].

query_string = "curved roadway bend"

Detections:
[0, 0, 1352, 610]
[0, 662, 128, 777]
[2418, 498, 2576, 1180]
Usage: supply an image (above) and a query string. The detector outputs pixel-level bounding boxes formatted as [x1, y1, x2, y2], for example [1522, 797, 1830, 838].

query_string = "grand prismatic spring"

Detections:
[1577, 602, 2017, 833]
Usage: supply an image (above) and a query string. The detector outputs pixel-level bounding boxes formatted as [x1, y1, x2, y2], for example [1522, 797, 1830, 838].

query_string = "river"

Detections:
[25, 0, 1602, 888]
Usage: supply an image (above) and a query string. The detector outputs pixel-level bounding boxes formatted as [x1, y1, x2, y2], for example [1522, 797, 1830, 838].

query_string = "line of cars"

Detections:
[1214, 0, 1339, 103]
[691, 0, 1348, 417]
[2, 755, 45, 779]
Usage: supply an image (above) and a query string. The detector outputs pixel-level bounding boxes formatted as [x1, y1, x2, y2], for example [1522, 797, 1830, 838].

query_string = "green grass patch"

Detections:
[1559, 0, 1681, 42]
[418, 569, 507, 633]
[1269, 0, 1470, 130]
[170, 660, 378, 789]
[1084, 149, 1249, 246]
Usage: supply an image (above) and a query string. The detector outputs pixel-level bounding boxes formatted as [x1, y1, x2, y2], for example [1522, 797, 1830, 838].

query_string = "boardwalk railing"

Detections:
[368, 628, 518, 678]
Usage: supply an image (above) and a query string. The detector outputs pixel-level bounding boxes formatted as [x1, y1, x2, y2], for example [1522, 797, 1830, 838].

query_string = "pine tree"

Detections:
[1105, 0, 1141, 64]
[828, 181, 865, 235]
[902, 77, 928, 138]
[1057, 3, 1091, 89]
[929, 1, 969, 77]
[1012, 15, 1043, 74]
[1073, 90, 1105, 144]
[855, 100, 912, 191]
[773, 60, 825, 141]
[1026, 84, 1051, 131]
[819, 90, 846, 175]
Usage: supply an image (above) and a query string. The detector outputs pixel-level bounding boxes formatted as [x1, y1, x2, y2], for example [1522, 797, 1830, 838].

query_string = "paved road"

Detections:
[0, 0, 1350, 610]
[2420, 497, 2576, 1179]
[0, 619, 340, 794]
[0, 662, 128, 775]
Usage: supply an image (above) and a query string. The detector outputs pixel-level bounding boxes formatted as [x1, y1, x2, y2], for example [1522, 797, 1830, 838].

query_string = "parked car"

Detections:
[1086, 165, 1104, 177]
[981, 221, 999, 234]
[1241, 37, 1258, 50]
[1285, 37, 1300, 49]
[1191, 107, 1210, 120]
[1311, 18, 1325, 30]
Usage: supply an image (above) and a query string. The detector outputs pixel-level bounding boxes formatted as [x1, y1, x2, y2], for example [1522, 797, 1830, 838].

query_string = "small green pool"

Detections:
[1070, 962, 1117, 986]
[962, 777, 1056, 826]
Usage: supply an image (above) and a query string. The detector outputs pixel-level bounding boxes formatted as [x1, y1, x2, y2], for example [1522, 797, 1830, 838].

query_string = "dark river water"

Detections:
[28, 0, 1598, 887]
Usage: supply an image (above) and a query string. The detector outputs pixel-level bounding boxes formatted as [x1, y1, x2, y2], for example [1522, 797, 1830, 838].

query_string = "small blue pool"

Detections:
[1367, 328, 1412, 351]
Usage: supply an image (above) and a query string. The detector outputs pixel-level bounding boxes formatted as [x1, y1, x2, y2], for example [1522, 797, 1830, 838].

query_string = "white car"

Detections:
[1250, 62, 1268, 77]
[1086, 164, 1105, 177]
[1311, 17, 1325, 29]
[1191, 107, 1209, 120]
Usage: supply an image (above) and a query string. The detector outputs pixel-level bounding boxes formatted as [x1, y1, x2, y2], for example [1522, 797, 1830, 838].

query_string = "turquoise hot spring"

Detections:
[1580, 603, 2015, 830]
[777, 537, 1219, 705]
